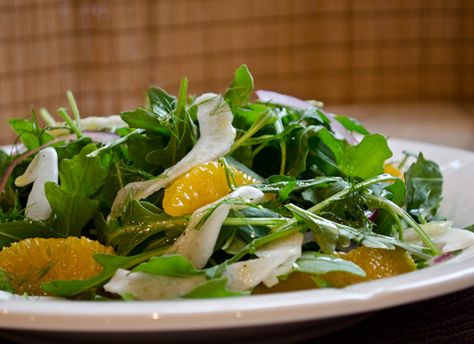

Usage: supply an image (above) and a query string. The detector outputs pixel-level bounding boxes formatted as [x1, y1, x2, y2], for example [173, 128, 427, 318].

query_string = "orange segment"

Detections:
[163, 161, 258, 216]
[0, 237, 114, 296]
[253, 247, 415, 294]
[384, 164, 403, 178]
[323, 246, 416, 288]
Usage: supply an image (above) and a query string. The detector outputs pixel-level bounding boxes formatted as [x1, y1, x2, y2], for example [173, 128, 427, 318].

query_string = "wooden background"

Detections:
[0, 0, 473, 144]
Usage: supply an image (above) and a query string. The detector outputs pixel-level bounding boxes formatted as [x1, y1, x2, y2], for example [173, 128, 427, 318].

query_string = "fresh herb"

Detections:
[45, 144, 110, 236]
[404, 153, 443, 223]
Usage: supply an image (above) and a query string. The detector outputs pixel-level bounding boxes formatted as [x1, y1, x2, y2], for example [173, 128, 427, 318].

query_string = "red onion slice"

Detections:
[255, 89, 358, 145]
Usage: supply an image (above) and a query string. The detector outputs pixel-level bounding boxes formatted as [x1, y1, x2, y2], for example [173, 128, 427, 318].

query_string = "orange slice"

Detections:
[0, 237, 114, 296]
[384, 164, 403, 178]
[254, 246, 416, 294]
[323, 246, 416, 287]
[163, 161, 258, 216]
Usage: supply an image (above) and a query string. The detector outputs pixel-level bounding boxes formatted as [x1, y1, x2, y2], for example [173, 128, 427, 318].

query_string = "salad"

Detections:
[0, 65, 473, 301]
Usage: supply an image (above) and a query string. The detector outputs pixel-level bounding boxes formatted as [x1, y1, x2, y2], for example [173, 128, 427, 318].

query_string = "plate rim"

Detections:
[1, 138, 473, 332]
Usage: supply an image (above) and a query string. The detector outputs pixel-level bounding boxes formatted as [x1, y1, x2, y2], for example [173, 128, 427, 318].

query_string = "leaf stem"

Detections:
[274, 116, 286, 174]
[87, 129, 145, 157]
[57, 107, 83, 139]
[366, 194, 439, 255]
[307, 174, 399, 214]
[40, 108, 56, 126]
[228, 108, 274, 155]
[66, 90, 81, 129]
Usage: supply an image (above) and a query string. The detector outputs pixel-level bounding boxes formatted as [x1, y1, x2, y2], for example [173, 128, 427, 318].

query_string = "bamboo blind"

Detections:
[0, 0, 472, 144]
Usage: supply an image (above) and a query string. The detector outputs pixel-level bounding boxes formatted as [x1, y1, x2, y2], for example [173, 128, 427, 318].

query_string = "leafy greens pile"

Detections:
[0, 65, 451, 300]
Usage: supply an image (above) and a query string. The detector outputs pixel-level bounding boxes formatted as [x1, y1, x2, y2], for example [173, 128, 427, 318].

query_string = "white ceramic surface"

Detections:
[0, 138, 473, 341]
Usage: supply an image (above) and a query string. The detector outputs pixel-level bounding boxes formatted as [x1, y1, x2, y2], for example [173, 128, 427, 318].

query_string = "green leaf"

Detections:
[101, 200, 185, 255]
[317, 127, 346, 163]
[295, 252, 366, 276]
[133, 255, 202, 277]
[464, 224, 474, 233]
[372, 179, 406, 236]
[0, 270, 14, 293]
[121, 108, 170, 135]
[126, 133, 166, 172]
[145, 78, 196, 169]
[286, 203, 430, 259]
[148, 86, 177, 116]
[285, 126, 321, 177]
[182, 277, 249, 298]
[224, 64, 254, 109]
[288, 204, 339, 253]
[45, 144, 110, 236]
[9, 118, 53, 150]
[340, 134, 392, 179]
[333, 115, 370, 135]
[404, 153, 443, 222]
[0, 220, 63, 249]
[54, 137, 93, 162]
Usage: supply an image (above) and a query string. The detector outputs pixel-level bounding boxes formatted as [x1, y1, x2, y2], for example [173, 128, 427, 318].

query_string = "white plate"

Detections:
[1, 138, 474, 343]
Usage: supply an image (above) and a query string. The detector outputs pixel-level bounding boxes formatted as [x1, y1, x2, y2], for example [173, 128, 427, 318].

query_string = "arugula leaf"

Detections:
[404, 153, 443, 223]
[145, 78, 196, 169]
[45, 144, 110, 236]
[54, 137, 93, 162]
[285, 126, 321, 177]
[132, 255, 202, 277]
[295, 252, 366, 276]
[98, 201, 185, 255]
[224, 64, 254, 110]
[286, 203, 431, 259]
[288, 204, 339, 253]
[9, 117, 53, 150]
[121, 86, 177, 134]
[121, 108, 170, 135]
[464, 224, 474, 233]
[371, 179, 406, 236]
[0, 220, 62, 249]
[182, 277, 249, 298]
[147, 86, 177, 116]
[333, 115, 370, 135]
[317, 127, 346, 163]
[0, 270, 14, 293]
[340, 134, 392, 179]
[126, 133, 165, 172]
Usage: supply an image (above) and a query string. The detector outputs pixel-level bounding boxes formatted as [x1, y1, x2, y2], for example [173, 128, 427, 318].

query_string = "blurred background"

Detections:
[0, 0, 473, 149]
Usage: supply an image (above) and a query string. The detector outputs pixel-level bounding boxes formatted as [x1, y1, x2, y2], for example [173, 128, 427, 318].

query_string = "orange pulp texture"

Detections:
[254, 247, 416, 294]
[0, 237, 114, 296]
[163, 161, 258, 216]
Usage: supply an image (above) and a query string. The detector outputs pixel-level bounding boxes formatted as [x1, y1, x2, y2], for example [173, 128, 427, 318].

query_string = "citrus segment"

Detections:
[163, 161, 258, 216]
[322, 246, 415, 287]
[253, 246, 415, 294]
[384, 164, 403, 178]
[0, 237, 114, 296]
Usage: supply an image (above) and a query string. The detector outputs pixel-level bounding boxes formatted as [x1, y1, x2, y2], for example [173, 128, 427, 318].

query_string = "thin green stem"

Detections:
[228, 109, 274, 155]
[223, 217, 289, 227]
[57, 107, 82, 139]
[87, 128, 145, 157]
[274, 116, 286, 174]
[66, 90, 81, 128]
[366, 194, 439, 255]
[308, 174, 399, 214]
[39, 108, 56, 126]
